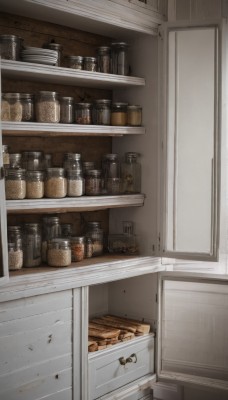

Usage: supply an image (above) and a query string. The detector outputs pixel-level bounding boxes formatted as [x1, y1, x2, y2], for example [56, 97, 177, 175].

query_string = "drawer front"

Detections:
[89, 335, 154, 399]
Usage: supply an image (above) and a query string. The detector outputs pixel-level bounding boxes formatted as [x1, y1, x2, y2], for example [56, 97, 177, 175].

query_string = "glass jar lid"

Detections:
[60, 96, 74, 102]
[97, 46, 111, 53]
[112, 102, 128, 108]
[86, 169, 102, 177]
[67, 55, 84, 61]
[75, 102, 92, 108]
[0, 34, 21, 41]
[5, 168, 25, 178]
[125, 152, 139, 161]
[102, 153, 118, 161]
[67, 169, 83, 178]
[94, 99, 111, 105]
[20, 93, 34, 99]
[23, 222, 41, 232]
[71, 236, 85, 244]
[4, 93, 21, 99]
[43, 215, 60, 224]
[84, 57, 97, 62]
[36, 91, 59, 99]
[127, 105, 142, 110]
[46, 167, 66, 177]
[111, 42, 129, 48]
[26, 170, 44, 180]
[64, 153, 81, 160]
[50, 238, 70, 249]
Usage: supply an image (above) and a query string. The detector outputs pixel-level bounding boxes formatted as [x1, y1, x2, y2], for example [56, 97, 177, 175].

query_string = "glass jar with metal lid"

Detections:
[67, 169, 84, 197]
[75, 102, 92, 124]
[85, 169, 103, 195]
[60, 96, 74, 124]
[93, 99, 111, 125]
[44, 167, 67, 198]
[8, 238, 23, 271]
[26, 171, 44, 199]
[82, 161, 96, 176]
[96, 46, 111, 73]
[121, 152, 141, 193]
[102, 153, 119, 179]
[71, 236, 85, 262]
[43, 42, 62, 66]
[4, 93, 22, 122]
[0, 34, 22, 60]
[22, 151, 44, 171]
[83, 56, 97, 72]
[63, 153, 82, 171]
[111, 42, 129, 75]
[9, 153, 22, 169]
[42, 216, 61, 262]
[47, 238, 71, 267]
[20, 93, 34, 122]
[127, 105, 142, 126]
[2, 145, 10, 168]
[5, 168, 26, 199]
[22, 223, 42, 268]
[35, 91, 60, 123]
[1, 94, 10, 121]
[8, 225, 22, 242]
[66, 55, 84, 70]
[85, 221, 103, 256]
[111, 102, 128, 126]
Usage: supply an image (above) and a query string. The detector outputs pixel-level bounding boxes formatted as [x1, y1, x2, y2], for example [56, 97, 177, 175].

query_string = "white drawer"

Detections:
[88, 334, 155, 400]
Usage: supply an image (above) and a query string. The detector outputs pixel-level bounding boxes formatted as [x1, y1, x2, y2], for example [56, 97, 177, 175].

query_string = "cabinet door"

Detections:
[161, 22, 220, 261]
[157, 272, 228, 392]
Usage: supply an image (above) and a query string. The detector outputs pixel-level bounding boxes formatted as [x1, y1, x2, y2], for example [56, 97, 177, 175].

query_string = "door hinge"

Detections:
[0, 167, 5, 179]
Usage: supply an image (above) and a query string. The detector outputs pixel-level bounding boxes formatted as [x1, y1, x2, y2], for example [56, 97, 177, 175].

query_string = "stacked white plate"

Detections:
[21, 46, 58, 65]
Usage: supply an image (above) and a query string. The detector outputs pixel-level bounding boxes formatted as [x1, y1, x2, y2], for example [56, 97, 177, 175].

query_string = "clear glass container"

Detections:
[22, 223, 42, 267]
[42, 216, 61, 262]
[2, 144, 10, 168]
[20, 93, 34, 121]
[111, 42, 129, 75]
[127, 105, 142, 126]
[0, 34, 22, 60]
[5, 168, 26, 199]
[107, 221, 139, 255]
[60, 96, 74, 124]
[8, 225, 22, 243]
[121, 152, 141, 193]
[22, 151, 44, 171]
[1, 94, 10, 121]
[60, 223, 73, 238]
[47, 238, 71, 267]
[93, 99, 111, 125]
[4, 93, 22, 122]
[85, 169, 103, 195]
[83, 56, 97, 72]
[111, 102, 128, 126]
[71, 236, 85, 262]
[44, 168, 67, 198]
[8, 239, 23, 271]
[96, 46, 111, 73]
[9, 153, 22, 169]
[66, 55, 84, 70]
[85, 222, 103, 256]
[82, 161, 96, 176]
[43, 42, 62, 66]
[67, 169, 84, 197]
[75, 102, 92, 124]
[102, 153, 120, 193]
[63, 153, 82, 171]
[26, 171, 44, 199]
[35, 91, 60, 123]
[85, 237, 93, 258]
[43, 154, 52, 169]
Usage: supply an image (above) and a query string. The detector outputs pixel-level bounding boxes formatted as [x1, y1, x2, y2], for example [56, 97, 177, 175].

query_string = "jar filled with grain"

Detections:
[5, 168, 26, 199]
[22, 151, 44, 171]
[111, 42, 129, 75]
[35, 91, 60, 123]
[1, 94, 10, 121]
[82, 161, 96, 176]
[22, 223, 42, 268]
[85, 169, 103, 195]
[67, 169, 84, 197]
[85, 221, 103, 256]
[63, 153, 82, 171]
[93, 99, 111, 125]
[9, 153, 22, 169]
[127, 105, 142, 126]
[4, 93, 23, 122]
[111, 102, 128, 126]
[71, 236, 85, 262]
[66, 55, 84, 70]
[44, 168, 67, 198]
[43, 42, 62, 66]
[20, 93, 34, 122]
[83, 56, 97, 72]
[2, 145, 10, 168]
[42, 216, 61, 262]
[0, 34, 22, 60]
[75, 103, 92, 124]
[121, 152, 141, 193]
[47, 238, 71, 267]
[60, 223, 73, 238]
[96, 46, 111, 73]
[8, 239, 23, 271]
[60, 96, 74, 124]
[26, 171, 44, 199]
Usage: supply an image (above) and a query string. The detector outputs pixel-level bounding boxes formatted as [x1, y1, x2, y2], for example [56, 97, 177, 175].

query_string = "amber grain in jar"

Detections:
[85, 169, 103, 196]
[35, 91, 60, 123]
[45, 168, 67, 198]
[26, 171, 44, 199]
[75, 103, 92, 124]
[60, 96, 74, 124]
[71, 236, 85, 262]
[20, 93, 34, 122]
[5, 93, 22, 122]
[111, 102, 128, 126]
[47, 238, 71, 267]
[5, 169, 26, 200]
[84, 57, 97, 72]
[127, 105, 142, 126]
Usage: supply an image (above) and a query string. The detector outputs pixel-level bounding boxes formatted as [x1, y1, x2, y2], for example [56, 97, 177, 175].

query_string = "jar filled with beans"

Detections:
[66, 55, 84, 70]
[35, 91, 60, 123]
[83, 56, 97, 72]
[67, 169, 84, 197]
[26, 170, 44, 199]
[47, 238, 71, 267]
[44, 168, 67, 198]
[4, 93, 23, 122]
[5, 168, 26, 200]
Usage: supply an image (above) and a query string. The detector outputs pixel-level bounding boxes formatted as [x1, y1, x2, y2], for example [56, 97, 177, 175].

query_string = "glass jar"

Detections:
[1, 94, 10, 121]
[60, 96, 74, 124]
[22, 151, 44, 171]
[0, 34, 22, 60]
[66, 55, 84, 70]
[47, 238, 71, 267]
[63, 153, 82, 171]
[83, 56, 97, 72]
[42, 216, 61, 262]
[2, 144, 10, 168]
[102, 153, 119, 179]
[5, 168, 26, 199]
[20, 93, 34, 122]
[111, 42, 129, 75]
[44, 168, 67, 198]
[26, 171, 44, 199]
[111, 102, 128, 126]
[121, 152, 141, 193]
[43, 42, 62, 66]
[127, 105, 142, 126]
[85, 237, 93, 258]
[85, 169, 103, 195]
[60, 223, 73, 238]
[67, 169, 84, 197]
[35, 91, 60, 123]
[43, 154, 52, 169]
[85, 221, 103, 256]
[106, 178, 121, 195]
[75, 103, 92, 124]
[96, 46, 111, 73]
[93, 99, 111, 125]
[82, 161, 96, 176]
[8, 239, 23, 271]
[9, 153, 22, 169]
[8, 225, 22, 243]
[22, 223, 42, 267]
[4, 93, 22, 122]
[71, 236, 85, 262]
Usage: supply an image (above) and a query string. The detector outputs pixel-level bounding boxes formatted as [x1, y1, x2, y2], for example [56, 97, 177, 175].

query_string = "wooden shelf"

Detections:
[2, 121, 145, 137]
[6, 194, 145, 214]
[1, 60, 145, 89]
